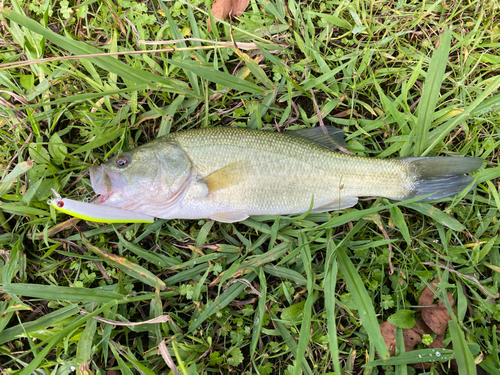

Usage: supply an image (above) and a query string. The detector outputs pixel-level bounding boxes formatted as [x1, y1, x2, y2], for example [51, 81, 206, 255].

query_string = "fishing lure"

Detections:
[48, 190, 154, 223]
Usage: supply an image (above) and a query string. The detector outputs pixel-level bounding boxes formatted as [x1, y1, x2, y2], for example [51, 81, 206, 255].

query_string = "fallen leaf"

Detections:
[429, 333, 445, 349]
[403, 327, 422, 351]
[208, 0, 250, 31]
[412, 318, 433, 336]
[419, 277, 454, 336]
[380, 321, 397, 354]
[379, 321, 422, 356]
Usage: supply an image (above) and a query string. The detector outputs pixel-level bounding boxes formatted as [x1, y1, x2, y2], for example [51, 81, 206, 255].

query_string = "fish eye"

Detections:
[57, 201, 64, 208]
[116, 156, 129, 168]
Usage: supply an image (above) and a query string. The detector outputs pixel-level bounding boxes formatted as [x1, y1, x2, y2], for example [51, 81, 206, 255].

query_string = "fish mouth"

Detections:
[89, 166, 124, 206]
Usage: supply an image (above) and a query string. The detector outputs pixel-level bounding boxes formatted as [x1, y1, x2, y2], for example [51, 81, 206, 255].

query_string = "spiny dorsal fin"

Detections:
[203, 160, 253, 193]
[287, 126, 347, 151]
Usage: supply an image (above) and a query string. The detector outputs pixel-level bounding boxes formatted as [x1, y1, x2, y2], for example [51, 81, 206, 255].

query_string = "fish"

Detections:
[78, 127, 483, 223]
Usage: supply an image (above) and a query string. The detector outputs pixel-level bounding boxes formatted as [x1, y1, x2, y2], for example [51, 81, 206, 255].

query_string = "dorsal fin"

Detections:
[287, 126, 347, 151]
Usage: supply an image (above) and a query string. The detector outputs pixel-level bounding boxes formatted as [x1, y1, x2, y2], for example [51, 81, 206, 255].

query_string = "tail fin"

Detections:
[399, 157, 483, 201]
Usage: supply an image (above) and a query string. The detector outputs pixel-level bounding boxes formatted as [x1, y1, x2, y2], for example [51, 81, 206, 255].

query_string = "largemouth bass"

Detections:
[86, 127, 482, 223]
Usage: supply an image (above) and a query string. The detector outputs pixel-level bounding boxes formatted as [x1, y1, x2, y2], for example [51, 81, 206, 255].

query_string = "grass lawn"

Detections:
[1, 0, 500, 373]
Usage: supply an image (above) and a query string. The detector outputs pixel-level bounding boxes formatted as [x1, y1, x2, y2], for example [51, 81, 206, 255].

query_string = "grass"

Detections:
[0, 0, 500, 373]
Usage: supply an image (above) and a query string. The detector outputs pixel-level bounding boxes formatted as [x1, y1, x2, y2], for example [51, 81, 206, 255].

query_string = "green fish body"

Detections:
[89, 127, 482, 222]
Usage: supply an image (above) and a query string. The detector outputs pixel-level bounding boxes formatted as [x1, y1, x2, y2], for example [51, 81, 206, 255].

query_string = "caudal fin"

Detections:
[399, 157, 483, 201]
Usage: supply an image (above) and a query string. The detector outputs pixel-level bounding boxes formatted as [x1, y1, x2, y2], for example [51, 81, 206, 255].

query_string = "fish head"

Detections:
[89, 141, 192, 214]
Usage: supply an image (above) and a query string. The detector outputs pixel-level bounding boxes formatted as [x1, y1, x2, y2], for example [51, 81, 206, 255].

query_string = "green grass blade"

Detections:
[263, 265, 307, 285]
[299, 232, 313, 293]
[0, 305, 80, 345]
[250, 267, 267, 358]
[0, 284, 125, 303]
[325, 258, 342, 375]
[395, 327, 408, 375]
[414, 27, 452, 156]
[165, 59, 266, 94]
[404, 202, 465, 231]
[0, 203, 49, 217]
[389, 206, 411, 246]
[449, 319, 476, 375]
[293, 291, 318, 375]
[337, 246, 390, 360]
[492, 325, 500, 367]
[75, 317, 97, 370]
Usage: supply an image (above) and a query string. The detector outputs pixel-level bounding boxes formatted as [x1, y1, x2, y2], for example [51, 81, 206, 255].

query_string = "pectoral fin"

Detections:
[210, 211, 249, 223]
[203, 160, 253, 193]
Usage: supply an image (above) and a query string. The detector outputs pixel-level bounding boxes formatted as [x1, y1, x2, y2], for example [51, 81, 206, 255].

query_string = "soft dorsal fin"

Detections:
[203, 160, 253, 193]
[287, 126, 347, 151]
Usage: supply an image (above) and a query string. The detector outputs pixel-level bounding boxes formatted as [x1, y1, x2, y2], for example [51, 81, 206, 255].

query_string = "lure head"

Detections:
[47, 197, 66, 210]
[47, 190, 66, 210]
[89, 140, 192, 216]
[47, 197, 78, 218]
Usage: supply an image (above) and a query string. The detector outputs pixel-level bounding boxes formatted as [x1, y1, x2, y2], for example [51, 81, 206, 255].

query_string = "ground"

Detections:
[0, 0, 499, 374]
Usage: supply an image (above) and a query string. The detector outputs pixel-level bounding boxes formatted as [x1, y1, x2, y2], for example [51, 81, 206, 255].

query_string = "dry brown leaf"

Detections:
[429, 333, 445, 348]
[412, 318, 433, 336]
[380, 321, 397, 354]
[403, 327, 422, 351]
[208, 0, 250, 31]
[379, 321, 422, 356]
[419, 277, 454, 336]
[159, 340, 181, 375]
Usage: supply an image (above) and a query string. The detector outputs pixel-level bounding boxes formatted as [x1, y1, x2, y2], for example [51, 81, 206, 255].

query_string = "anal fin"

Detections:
[210, 211, 249, 223]
[310, 196, 358, 213]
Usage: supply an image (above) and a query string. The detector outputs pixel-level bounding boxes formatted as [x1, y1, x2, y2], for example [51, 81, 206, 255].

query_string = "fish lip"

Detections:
[89, 166, 123, 205]
[89, 166, 107, 194]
